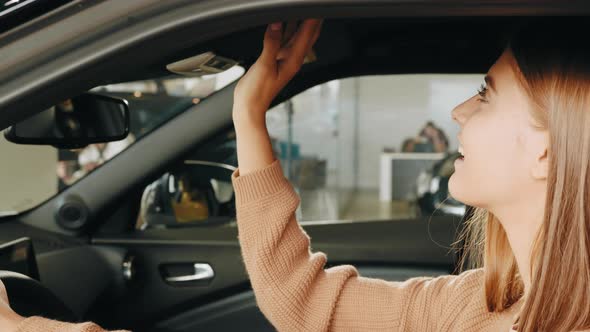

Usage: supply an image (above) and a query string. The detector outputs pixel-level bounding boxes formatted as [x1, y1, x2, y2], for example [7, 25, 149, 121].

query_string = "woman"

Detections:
[231, 19, 590, 331]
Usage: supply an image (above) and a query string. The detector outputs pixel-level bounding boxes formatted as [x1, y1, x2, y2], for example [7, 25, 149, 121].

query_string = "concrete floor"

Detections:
[297, 188, 417, 222]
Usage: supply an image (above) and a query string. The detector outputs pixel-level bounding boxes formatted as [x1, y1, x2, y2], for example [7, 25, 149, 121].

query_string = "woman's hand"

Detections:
[232, 19, 322, 175]
[0, 280, 24, 332]
[233, 19, 322, 122]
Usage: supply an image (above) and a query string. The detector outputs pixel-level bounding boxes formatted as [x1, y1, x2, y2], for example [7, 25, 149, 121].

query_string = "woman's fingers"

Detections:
[289, 19, 321, 61]
[309, 19, 323, 51]
[276, 19, 323, 60]
[260, 22, 283, 65]
[276, 21, 298, 60]
[277, 19, 322, 79]
[233, 19, 323, 115]
[297, 19, 322, 61]
[255, 18, 323, 86]
[282, 21, 299, 47]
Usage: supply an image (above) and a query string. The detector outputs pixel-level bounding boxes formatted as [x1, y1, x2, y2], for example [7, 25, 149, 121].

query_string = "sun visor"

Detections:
[166, 52, 238, 77]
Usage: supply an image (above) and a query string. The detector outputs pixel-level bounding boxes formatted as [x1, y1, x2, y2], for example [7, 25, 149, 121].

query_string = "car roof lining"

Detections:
[119, 16, 514, 83]
[84, 16, 510, 109]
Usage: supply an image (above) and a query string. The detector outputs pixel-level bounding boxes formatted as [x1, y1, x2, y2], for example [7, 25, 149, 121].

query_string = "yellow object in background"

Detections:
[171, 177, 209, 222]
[172, 191, 209, 222]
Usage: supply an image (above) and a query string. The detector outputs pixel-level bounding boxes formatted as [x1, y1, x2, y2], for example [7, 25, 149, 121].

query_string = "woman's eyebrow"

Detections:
[485, 75, 496, 93]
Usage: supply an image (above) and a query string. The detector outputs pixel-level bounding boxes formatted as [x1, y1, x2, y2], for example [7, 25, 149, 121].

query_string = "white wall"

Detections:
[267, 83, 342, 177]
[0, 137, 57, 214]
[268, 74, 484, 190]
[336, 78, 357, 189]
[355, 74, 483, 189]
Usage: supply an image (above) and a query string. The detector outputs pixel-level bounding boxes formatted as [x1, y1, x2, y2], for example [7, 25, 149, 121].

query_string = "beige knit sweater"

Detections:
[15, 316, 127, 332]
[231, 159, 525, 332]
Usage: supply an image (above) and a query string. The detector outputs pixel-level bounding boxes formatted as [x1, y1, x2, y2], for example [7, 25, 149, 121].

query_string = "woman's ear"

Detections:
[531, 134, 549, 180]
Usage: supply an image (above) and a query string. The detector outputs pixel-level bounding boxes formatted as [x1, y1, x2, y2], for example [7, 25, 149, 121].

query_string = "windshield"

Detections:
[0, 67, 244, 215]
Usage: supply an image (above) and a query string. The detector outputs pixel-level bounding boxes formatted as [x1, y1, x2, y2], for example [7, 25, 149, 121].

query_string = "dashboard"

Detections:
[0, 237, 39, 280]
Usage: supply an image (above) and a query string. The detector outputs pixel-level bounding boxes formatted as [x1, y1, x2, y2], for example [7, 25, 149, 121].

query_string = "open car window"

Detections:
[135, 73, 482, 230]
[0, 66, 244, 216]
[265, 74, 480, 223]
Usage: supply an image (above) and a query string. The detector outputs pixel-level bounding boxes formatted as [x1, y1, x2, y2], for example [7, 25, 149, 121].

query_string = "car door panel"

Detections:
[149, 265, 449, 332]
[87, 216, 459, 330]
[0, 216, 454, 331]
[35, 245, 126, 318]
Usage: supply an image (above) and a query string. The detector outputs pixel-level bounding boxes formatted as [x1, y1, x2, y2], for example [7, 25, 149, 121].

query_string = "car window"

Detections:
[265, 74, 480, 222]
[0, 66, 244, 216]
[136, 73, 480, 230]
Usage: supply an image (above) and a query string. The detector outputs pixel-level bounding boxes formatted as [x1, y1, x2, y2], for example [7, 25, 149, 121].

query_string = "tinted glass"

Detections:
[0, 67, 244, 215]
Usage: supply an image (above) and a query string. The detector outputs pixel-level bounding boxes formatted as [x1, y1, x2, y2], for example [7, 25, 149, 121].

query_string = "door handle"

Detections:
[163, 263, 215, 283]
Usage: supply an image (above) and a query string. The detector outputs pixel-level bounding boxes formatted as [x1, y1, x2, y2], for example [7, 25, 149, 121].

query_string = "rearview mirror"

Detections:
[4, 93, 130, 149]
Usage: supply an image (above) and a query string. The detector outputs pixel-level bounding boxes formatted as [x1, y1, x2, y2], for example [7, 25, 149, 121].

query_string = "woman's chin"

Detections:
[449, 174, 485, 209]
[448, 173, 466, 204]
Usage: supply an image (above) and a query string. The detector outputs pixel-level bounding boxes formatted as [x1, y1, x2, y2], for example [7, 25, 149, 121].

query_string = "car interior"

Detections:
[0, 1, 589, 331]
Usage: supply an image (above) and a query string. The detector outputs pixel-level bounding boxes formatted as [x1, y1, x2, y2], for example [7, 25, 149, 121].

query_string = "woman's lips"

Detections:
[454, 156, 464, 166]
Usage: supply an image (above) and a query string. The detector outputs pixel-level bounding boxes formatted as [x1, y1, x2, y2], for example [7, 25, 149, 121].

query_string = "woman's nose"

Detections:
[451, 96, 475, 126]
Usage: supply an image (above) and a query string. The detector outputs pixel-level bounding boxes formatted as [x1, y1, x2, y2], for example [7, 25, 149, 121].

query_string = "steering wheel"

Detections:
[0, 271, 77, 322]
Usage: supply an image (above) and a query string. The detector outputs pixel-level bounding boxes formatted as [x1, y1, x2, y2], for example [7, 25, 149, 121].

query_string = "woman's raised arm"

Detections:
[232, 19, 322, 175]
[231, 19, 485, 331]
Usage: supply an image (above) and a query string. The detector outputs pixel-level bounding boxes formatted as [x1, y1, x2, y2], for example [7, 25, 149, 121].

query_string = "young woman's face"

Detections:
[448, 49, 547, 209]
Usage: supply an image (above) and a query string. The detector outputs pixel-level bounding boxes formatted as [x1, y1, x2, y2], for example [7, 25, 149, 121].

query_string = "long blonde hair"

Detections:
[456, 20, 590, 332]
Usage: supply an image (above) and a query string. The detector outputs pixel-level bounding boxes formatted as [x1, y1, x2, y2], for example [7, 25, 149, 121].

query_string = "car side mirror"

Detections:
[4, 92, 130, 149]
[137, 161, 237, 230]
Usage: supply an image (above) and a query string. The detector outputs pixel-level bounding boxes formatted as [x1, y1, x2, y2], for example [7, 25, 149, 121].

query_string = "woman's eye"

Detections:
[477, 84, 489, 103]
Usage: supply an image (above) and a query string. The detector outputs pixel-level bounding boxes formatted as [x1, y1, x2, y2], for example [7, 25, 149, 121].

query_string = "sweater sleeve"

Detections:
[232, 159, 484, 332]
[16, 316, 129, 332]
